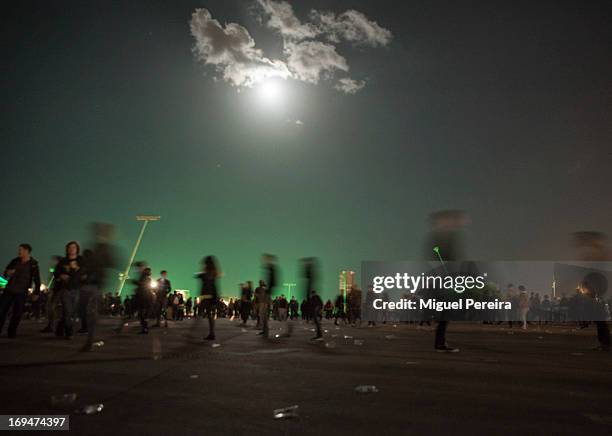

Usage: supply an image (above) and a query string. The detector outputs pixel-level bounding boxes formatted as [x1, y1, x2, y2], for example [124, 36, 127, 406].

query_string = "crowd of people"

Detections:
[0, 224, 117, 351]
[0, 213, 610, 353]
[0, 242, 329, 349]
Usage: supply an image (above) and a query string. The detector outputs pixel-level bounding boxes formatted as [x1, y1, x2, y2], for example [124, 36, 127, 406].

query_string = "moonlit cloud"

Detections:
[190, 8, 290, 87]
[310, 9, 393, 47]
[190, 1, 392, 93]
[285, 41, 348, 83]
[256, 0, 317, 40]
[334, 77, 366, 94]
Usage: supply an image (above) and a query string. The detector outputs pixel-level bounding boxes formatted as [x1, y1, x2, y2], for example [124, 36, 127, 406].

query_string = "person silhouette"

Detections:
[197, 256, 220, 341]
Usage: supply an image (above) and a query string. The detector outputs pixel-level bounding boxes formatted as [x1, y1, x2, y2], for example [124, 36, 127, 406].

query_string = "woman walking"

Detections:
[197, 256, 220, 341]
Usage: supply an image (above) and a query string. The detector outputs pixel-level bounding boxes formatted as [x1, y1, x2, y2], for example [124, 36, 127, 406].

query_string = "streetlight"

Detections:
[117, 215, 161, 297]
[283, 282, 297, 300]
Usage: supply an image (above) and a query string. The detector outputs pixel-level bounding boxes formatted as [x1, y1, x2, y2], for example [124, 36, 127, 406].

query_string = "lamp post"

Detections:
[283, 282, 297, 300]
[117, 215, 160, 297]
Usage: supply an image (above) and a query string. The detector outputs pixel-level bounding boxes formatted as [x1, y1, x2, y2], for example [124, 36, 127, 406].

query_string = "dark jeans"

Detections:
[596, 321, 610, 348]
[155, 297, 167, 325]
[202, 300, 216, 337]
[435, 321, 448, 348]
[138, 304, 150, 332]
[0, 291, 27, 337]
[258, 302, 269, 336]
[31, 299, 41, 319]
[349, 307, 361, 325]
[313, 308, 322, 338]
[334, 310, 345, 324]
[61, 289, 79, 337]
[240, 301, 251, 323]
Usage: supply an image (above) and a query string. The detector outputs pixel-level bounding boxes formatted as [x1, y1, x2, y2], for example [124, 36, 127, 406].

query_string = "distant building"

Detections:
[339, 270, 356, 298]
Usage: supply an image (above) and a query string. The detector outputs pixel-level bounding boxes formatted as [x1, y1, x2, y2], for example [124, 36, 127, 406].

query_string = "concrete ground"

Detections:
[0, 317, 611, 435]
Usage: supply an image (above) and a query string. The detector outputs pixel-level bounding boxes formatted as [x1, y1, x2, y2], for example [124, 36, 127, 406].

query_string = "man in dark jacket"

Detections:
[302, 257, 323, 340]
[348, 285, 362, 326]
[54, 241, 85, 339]
[240, 281, 253, 325]
[133, 264, 154, 334]
[309, 290, 324, 341]
[0, 243, 41, 338]
[333, 293, 345, 326]
[153, 270, 171, 328]
[289, 296, 299, 320]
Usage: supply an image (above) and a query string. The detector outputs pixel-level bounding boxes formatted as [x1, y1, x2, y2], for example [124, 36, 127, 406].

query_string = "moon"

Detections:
[256, 79, 285, 106]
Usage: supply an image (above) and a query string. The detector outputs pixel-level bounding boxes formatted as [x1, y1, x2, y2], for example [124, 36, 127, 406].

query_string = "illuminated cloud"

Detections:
[190, 8, 290, 87]
[256, 0, 317, 40]
[334, 77, 366, 94]
[257, 0, 392, 47]
[310, 9, 393, 47]
[190, 2, 391, 93]
[285, 40, 348, 83]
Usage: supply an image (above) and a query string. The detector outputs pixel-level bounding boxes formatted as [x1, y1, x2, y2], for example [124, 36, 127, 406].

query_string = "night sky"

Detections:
[2, 0, 611, 300]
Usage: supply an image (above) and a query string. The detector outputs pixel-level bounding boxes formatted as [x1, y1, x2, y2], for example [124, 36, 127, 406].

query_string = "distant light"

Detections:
[150, 280, 158, 289]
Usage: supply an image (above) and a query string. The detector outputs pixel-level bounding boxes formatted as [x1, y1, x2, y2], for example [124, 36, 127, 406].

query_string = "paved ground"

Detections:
[0, 317, 611, 435]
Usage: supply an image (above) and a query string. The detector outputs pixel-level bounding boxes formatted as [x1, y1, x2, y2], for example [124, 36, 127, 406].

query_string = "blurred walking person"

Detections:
[40, 255, 62, 334]
[186, 297, 193, 317]
[254, 280, 266, 329]
[333, 291, 345, 326]
[259, 254, 277, 338]
[81, 223, 118, 351]
[153, 270, 171, 327]
[197, 256, 220, 341]
[277, 294, 289, 321]
[171, 291, 180, 321]
[426, 210, 470, 352]
[240, 281, 253, 325]
[572, 231, 611, 351]
[132, 263, 154, 334]
[348, 285, 362, 326]
[309, 290, 324, 341]
[302, 258, 323, 340]
[289, 296, 299, 320]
